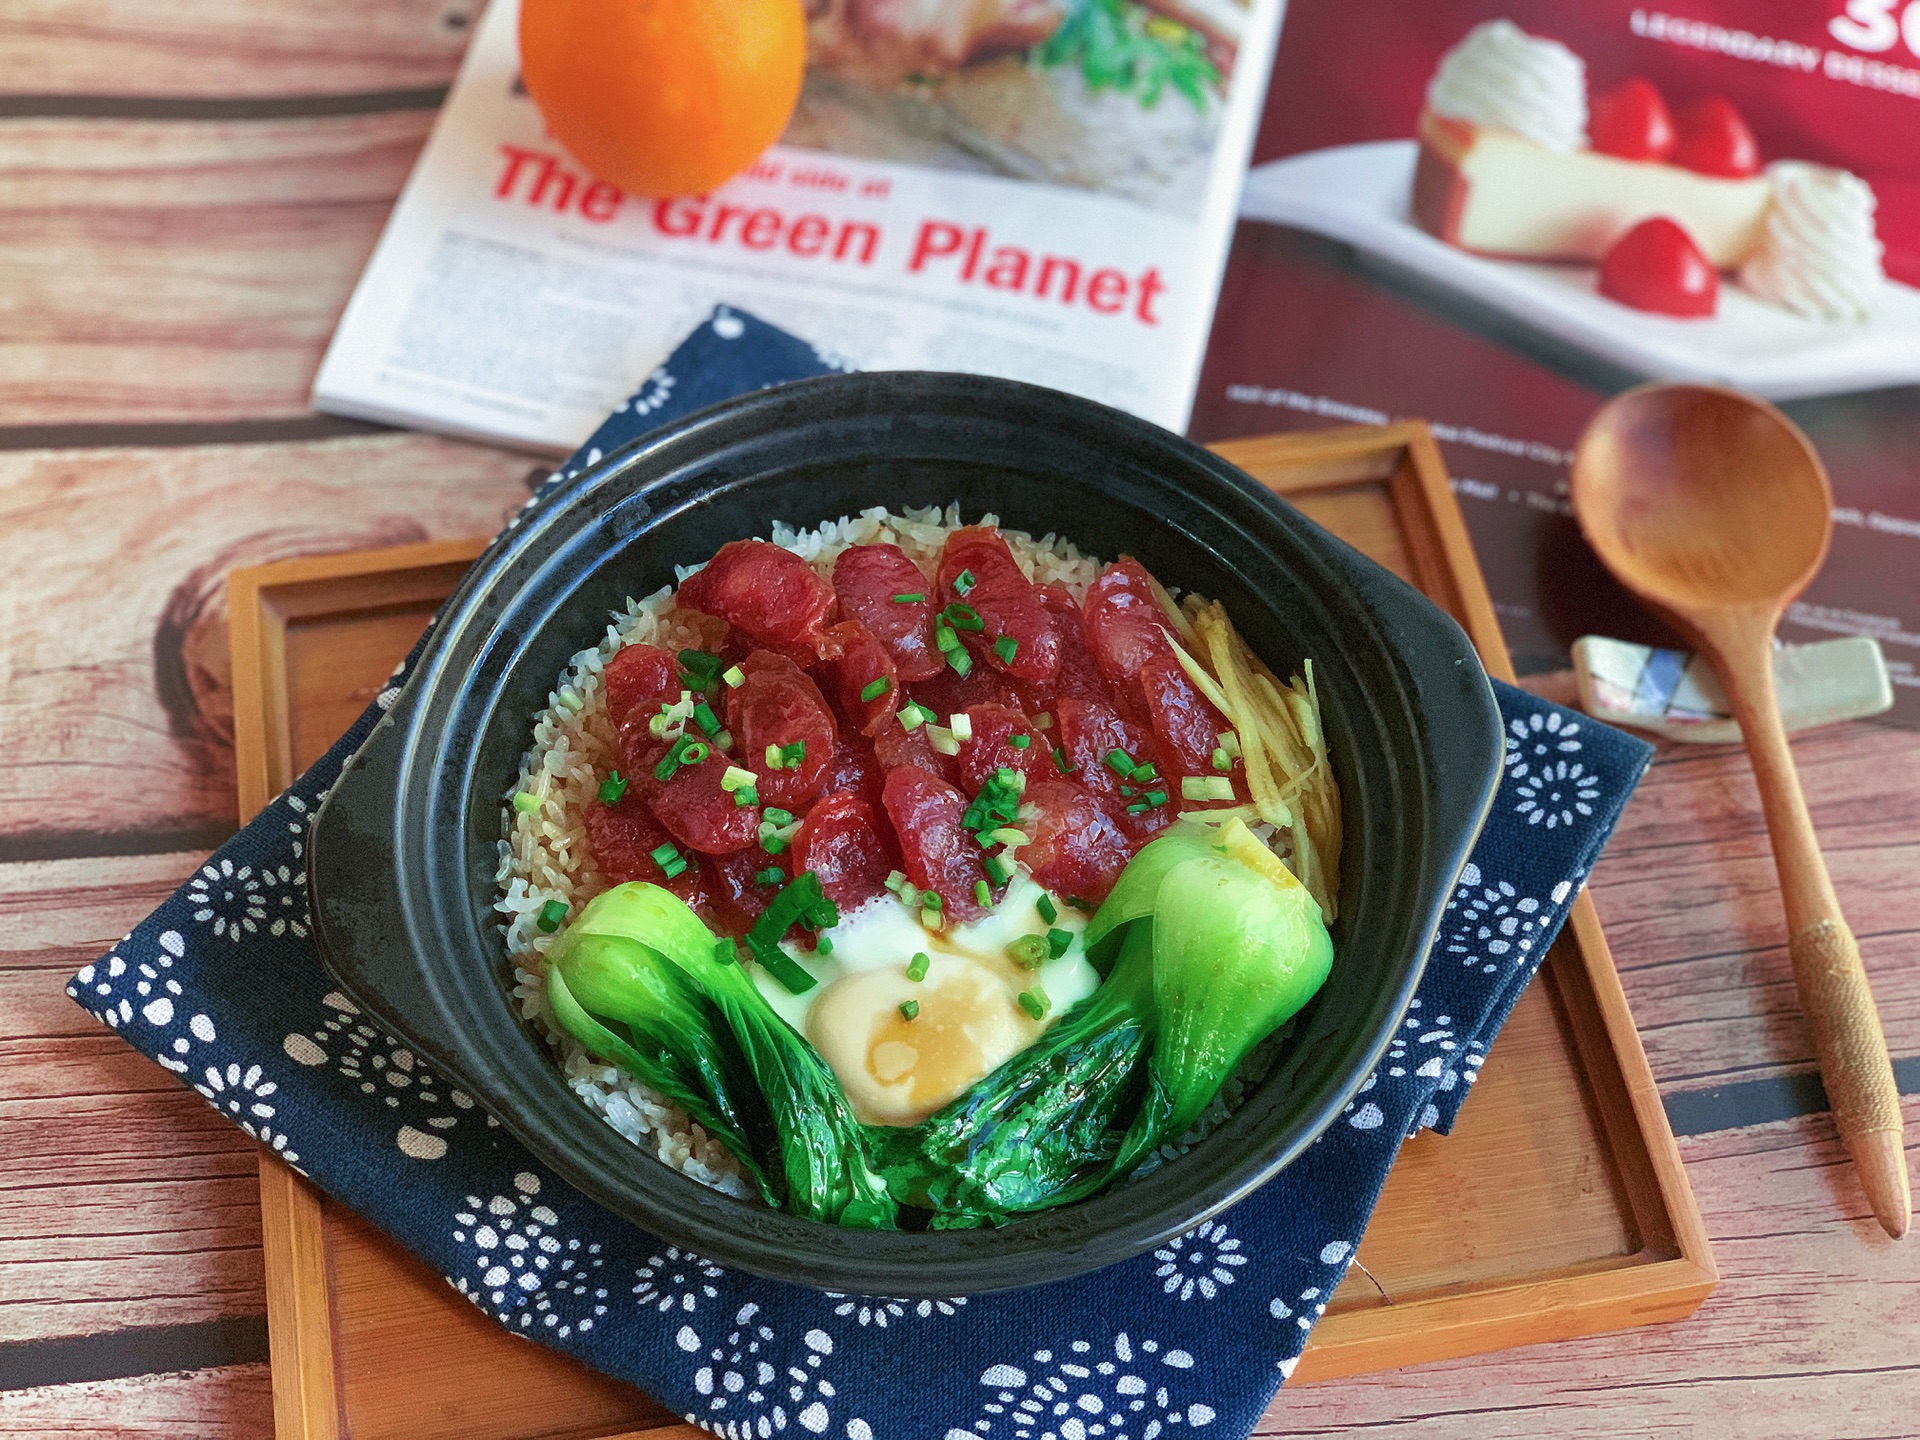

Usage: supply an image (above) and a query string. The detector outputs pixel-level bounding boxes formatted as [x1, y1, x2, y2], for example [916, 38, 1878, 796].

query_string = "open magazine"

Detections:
[314, 0, 1283, 449]
[1195, 0, 1920, 723]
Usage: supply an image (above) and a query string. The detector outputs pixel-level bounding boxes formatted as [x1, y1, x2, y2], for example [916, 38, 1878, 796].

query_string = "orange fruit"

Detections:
[519, 0, 807, 199]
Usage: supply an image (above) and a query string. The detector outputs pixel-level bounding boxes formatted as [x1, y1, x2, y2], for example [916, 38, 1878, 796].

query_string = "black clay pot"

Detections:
[309, 372, 1502, 1295]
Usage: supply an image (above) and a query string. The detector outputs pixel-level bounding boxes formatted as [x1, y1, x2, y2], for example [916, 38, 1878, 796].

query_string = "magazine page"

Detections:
[313, 0, 1284, 452]
[1193, 0, 1920, 722]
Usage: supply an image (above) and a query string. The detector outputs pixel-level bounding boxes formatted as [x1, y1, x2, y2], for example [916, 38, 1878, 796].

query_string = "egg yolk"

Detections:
[805, 961, 1037, 1126]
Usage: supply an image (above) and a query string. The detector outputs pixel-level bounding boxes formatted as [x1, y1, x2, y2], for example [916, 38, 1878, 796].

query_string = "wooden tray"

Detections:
[227, 423, 1714, 1440]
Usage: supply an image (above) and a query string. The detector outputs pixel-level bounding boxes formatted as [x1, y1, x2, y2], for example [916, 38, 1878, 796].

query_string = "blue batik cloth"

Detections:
[70, 307, 1653, 1440]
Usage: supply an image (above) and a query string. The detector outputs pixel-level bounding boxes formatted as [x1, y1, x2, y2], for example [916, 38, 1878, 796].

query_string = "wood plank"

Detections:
[0, 435, 532, 860]
[0, 1363, 272, 1438]
[0, 114, 429, 425]
[0, 853, 269, 1344]
[1260, 1103, 1920, 1437]
[0, 1, 470, 100]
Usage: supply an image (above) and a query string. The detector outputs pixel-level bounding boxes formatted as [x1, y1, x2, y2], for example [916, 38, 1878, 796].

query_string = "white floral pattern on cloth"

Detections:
[952, 1332, 1217, 1439]
[63, 309, 1657, 1440]
[450, 1172, 610, 1339]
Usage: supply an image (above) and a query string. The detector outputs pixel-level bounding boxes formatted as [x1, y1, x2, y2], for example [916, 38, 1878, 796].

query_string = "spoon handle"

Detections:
[1719, 630, 1910, 1239]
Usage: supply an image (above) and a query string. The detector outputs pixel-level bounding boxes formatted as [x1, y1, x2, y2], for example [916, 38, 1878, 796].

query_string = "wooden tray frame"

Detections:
[229, 423, 1714, 1440]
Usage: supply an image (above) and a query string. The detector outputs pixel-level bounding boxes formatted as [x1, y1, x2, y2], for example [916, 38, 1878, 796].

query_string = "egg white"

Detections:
[750, 873, 1100, 1126]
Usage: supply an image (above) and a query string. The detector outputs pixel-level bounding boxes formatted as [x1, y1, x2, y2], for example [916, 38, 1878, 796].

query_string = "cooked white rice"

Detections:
[496, 506, 1099, 1195]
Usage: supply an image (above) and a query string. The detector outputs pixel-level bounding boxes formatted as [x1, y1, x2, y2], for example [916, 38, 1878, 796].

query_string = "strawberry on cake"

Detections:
[1410, 19, 1887, 322]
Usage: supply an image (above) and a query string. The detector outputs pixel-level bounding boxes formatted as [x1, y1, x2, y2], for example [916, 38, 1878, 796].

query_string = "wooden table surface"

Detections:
[1, 4, 1915, 1435]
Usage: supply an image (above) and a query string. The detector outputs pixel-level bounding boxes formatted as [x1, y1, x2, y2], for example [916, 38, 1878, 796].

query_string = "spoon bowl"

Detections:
[1571, 383, 1832, 619]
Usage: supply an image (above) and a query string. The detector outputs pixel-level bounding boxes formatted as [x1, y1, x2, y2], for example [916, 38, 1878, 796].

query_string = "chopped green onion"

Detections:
[975, 879, 992, 907]
[678, 740, 710, 766]
[998, 766, 1027, 794]
[1051, 746, 1075, 775]
[860, 676, 892, 703]
[1104, 748, 1136, 777]
[1017, 987, 1051, 1020]
[536, 899, 568, 933]
[892, 591, 926, 604]
[993, 635, 1019, 664]
[654, 734, 707, 781]
[935, 620, 961, 653]
[764, 744, 785, 770]
[760, 834, 789, 856]
[1127, 802, 1149, 814]
[1218, 729, 1242, 758]
[1006, 934, 1048, 968]
[898, 999, 920, 1021]
[946, 646, 973, 677]
[1067, 896, 1095, 912]
[922, 891, 943, 912]
[953, 569, 977, 596]
[755, 866, 785, 886]
[513, 790, 542, 815]
[721, 765, 757, 791]
[1009, 733, 1031, 749]
[782, 740, 806, 765]
[764, 807, 794, 826]
[985, 827, 1030, 848]
[1132, 762, 1159, 783]
[1144, 789, 1168, 807]
[661, 856, 688, 879]
[597, 772, 628, 805]
[678, 648, 721, 679]
[1211, 747, 1231, 772]
[714, 937, 738, 964]
[898, 704, 927, 733]
[949, 711, 973, 741]
[984, 853, 1014, 886]
[1046, 928, 1073, 959]
[1036, 894, 1059, 924]
[906, 951, 930, 982]
[746, 872, 828, 993]
[926, 724, 961, 757]
[1181, 775, 1235, 803]
[885, 869, 908, 891]
[650, 842, 679, 867]
[943, 603, 984, 632]
[692, 702, 721, 736]
[722, 664, 746, 688]
[814, 934, 833, 956]
[734, 785, 759, 808]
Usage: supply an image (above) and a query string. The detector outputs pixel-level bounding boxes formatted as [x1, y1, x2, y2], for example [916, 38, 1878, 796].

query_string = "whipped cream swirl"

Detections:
[1426, 19, 1588, 152]
[1739, 162, 1886, 323]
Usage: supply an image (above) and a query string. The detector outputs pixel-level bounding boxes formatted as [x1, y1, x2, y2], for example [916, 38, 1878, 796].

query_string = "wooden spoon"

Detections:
[1570, 383, 1909, 1239]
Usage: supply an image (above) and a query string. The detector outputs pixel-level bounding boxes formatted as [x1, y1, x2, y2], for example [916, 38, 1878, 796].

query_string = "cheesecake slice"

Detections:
[1413, 110, 1773, 267]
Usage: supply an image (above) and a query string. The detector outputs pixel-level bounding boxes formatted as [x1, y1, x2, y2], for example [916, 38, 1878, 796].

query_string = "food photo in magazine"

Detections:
[1193, 0, 1920, 719]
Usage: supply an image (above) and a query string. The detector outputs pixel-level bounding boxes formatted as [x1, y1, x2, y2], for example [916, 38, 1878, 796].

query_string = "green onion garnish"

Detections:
[721, 765, 757, 791]
[761, 835, 788, 856]
[899, 704, 927, 733]
[692, 702, 721, 736]
[860, 676, 891, 702]
[512, 791, 542, 815]
[661, 856, 688, 879]
[1181, 775, 1235, 803]
[1132, 762, 1159, 783]
[935, 620, 961, 653]
[1051, 746, 1075, 774]
[993, 635, 1019, 664]
[892, 591, 926, 604]
[745, 872, 828, 993]
[755, 866, 785, 886]
[1046, 928, 1073, 959]
[975, 879, 992, 907]
[654, 734, 709, 781]
[1036, 894, 1059, 924]
[679, 740, 710, 766]
[1067, 896, 1095, 912]
[650, 842, 679, 867]
[1006, 934, 1048, 968]
[815, 935, 833, 956]
[922, 891, 943, 912]
[1017, 988, 1050, 1020]
[906, 951, 930, 982]
[764, 807, 794, 826]
[678, 648, 720, 679]
[536, 899, 568, 932]
[1212, 747, 1231, 772]
[1104, 748, 1136, 777]
[953, 569, 977, 596]
[722, 664, 746, 688]
[1127, 802, 1148, 814]
[943, 603, 984, 632]
[782, 740, 806, 765]
[1009, 733, 1031, 749]
[735, 785, 759, 808]
[764, 743, 784, 770]
[714, 937, 738, 964]
[597, 772, 628, 805]
[984, 853, 1014, 887]
[898, 999, 920, 1021]
[1144, 788, 1168, 807]
[946, 647, 973, 677]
